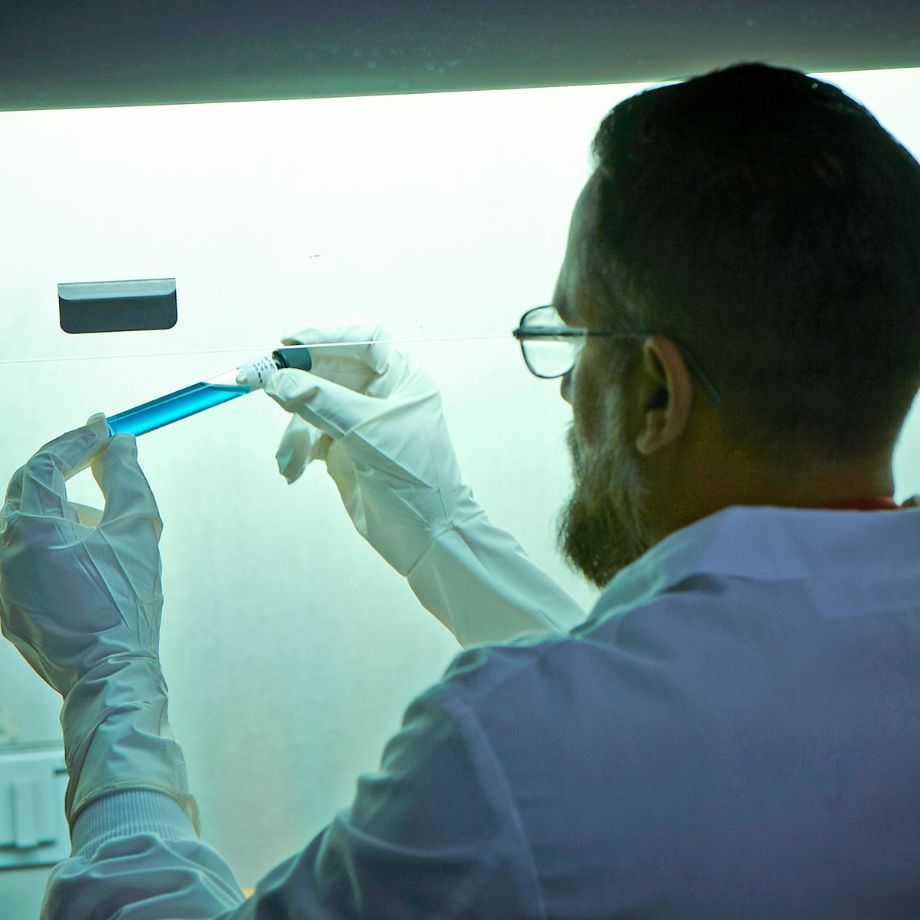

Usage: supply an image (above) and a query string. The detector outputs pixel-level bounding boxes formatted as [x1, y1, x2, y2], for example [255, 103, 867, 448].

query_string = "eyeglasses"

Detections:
[512, 305, 723, 407]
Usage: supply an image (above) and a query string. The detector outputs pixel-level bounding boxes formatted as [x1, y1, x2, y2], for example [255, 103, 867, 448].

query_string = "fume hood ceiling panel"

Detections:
[1, 0, 919, 112]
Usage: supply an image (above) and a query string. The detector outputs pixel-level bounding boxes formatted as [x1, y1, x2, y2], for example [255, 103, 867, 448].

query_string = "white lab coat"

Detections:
[42, 501, 920, 918]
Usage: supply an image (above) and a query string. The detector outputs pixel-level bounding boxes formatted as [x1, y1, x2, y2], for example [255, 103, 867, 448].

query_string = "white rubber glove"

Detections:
[263, 324, 586, 646]
[0, 416, 199, 835]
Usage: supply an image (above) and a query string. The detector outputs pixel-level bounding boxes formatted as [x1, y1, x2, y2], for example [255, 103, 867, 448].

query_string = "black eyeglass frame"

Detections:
[512, 305, 723, 408]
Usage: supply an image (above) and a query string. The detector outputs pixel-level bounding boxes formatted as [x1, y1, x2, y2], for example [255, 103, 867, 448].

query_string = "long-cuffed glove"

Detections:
[262, 324, 586, 647]
[0, 415, 199, 836]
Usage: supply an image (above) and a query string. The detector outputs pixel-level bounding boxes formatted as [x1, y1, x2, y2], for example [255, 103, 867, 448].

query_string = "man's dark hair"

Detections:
[586, 61, 920, 471]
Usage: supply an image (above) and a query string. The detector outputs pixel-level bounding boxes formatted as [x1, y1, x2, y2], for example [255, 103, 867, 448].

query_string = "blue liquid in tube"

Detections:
[105, 346, 312, 437]
[106, 381, 249, 437]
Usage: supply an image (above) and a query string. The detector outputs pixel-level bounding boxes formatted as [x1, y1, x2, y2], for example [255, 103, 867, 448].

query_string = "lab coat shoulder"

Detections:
[239, 641, 558, 918]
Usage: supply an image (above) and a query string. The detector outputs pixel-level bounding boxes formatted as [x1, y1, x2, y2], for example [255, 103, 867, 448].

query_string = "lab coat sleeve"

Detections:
[407, 500, 587, 646]
[43, 791, 246, 919]
[42, 674, 542, 919]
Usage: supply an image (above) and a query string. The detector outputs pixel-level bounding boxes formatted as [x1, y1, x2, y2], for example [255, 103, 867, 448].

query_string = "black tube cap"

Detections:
[272, 346, 313, 372]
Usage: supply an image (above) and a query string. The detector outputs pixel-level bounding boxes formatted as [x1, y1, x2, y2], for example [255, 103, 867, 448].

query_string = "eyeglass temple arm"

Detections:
[512, 326, 723, 407]
[617, 333, 723, 408]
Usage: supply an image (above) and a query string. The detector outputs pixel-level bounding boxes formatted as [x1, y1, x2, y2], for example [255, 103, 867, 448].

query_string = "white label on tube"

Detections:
[237, 354, 277, 391]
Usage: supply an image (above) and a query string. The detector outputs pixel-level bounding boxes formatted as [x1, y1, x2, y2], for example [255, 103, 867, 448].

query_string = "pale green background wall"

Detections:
[1, 67, 918, 915]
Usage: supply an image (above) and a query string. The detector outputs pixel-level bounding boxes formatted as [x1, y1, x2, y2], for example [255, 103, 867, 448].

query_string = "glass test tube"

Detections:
[105, 346, 312, 437]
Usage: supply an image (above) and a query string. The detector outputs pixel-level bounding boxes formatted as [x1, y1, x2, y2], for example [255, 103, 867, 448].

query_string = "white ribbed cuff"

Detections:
[71, 789, 197, 855]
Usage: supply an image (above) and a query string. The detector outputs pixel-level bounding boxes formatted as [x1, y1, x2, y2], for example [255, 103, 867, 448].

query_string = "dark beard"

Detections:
[556, 421, 652, 588]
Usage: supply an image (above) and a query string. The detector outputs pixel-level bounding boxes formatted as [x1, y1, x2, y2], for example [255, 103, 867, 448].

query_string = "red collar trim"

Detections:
[818, 496, 901, 511]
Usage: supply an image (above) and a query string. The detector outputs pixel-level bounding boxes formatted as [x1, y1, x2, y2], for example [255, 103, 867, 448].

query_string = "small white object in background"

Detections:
[0, 743, 70, 869]
[0, 705, 19, 746]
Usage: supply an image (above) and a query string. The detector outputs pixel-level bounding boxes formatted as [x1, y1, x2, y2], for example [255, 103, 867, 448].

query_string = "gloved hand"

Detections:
[264, 324, 586, 646]
[0, 416, 199, 835]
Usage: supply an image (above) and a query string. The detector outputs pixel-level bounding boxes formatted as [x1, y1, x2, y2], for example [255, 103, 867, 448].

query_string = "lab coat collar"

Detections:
[591, 495, 920, 619]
